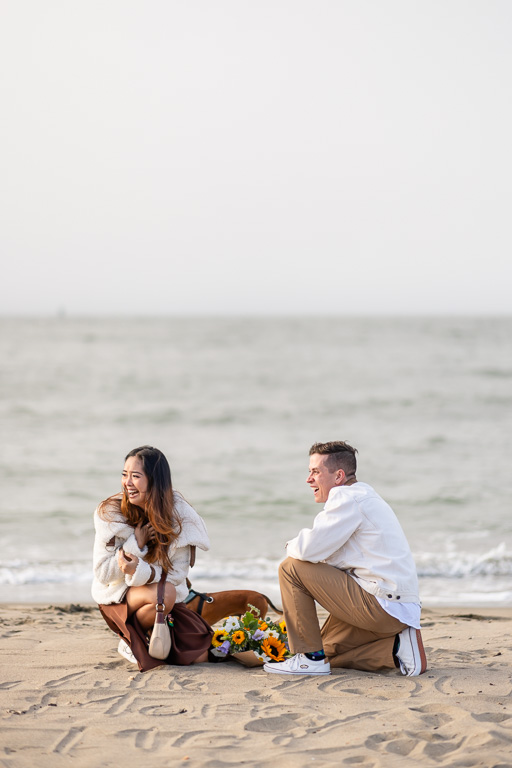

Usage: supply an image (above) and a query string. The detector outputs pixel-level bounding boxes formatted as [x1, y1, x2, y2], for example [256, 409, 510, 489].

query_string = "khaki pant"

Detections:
[279, 557, 407, 672]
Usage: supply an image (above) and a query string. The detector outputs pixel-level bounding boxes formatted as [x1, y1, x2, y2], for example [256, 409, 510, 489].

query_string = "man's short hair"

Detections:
[309, 441, 358, 476]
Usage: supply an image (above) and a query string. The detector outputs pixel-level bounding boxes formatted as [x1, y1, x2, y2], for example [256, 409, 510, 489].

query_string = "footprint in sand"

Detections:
[472, 712, 512, 723]
[170, 731, 243, 749]
[200, 703, 242, 718]
[94, 660, 126, 671]
[44, 671, 87, 688]
[51, 726, 85, 755]
[168, 677, 208, 693]
[0, 681, 22, 690]
[408, 702, 459, 727]
[83, 693, 137, 715]
[245, 713, 300, 733]
[244, 689, 272, 702]
[117, 727, 159, 750]
[366, 728, 463, 759]
[139, 703, 189, 717]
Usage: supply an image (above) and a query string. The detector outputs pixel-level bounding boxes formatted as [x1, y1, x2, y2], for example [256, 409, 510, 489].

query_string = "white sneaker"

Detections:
[117, 638, 137, 665]
[395, 627, 427, 676]
[264, 653, 331, 676]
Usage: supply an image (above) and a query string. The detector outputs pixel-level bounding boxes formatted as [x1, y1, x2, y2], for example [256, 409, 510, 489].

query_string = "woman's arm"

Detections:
[164, 545, 191, 590]
[93, 512, 128, 586]
[93, 510, 149, 586]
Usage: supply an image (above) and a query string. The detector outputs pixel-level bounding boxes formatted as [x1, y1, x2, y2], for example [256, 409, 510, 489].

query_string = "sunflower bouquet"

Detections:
[211, 606, 290, 665]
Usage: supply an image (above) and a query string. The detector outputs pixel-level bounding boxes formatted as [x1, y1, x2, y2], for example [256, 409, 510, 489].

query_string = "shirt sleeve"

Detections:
[92, 510, 128, 586]
[286, 489, 362, 562]
[164, 545, 191, 589]
[126, 546, 190, 595]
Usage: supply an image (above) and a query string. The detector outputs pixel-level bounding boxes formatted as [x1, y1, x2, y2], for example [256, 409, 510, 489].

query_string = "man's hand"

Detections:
[118, 548, 139, 576]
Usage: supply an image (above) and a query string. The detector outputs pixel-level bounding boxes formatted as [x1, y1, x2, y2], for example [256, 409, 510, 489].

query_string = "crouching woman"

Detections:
[92, 445, 212, 671]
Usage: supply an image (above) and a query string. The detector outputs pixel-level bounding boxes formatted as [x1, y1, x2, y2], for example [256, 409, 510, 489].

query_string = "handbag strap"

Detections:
[156, 570, 167, 614]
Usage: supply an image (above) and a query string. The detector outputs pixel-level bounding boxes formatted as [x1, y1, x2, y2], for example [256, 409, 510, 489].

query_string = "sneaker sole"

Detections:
[263, 665, 330, 676]
[118, 641, 137, 664]
[408, 629, 427, 676]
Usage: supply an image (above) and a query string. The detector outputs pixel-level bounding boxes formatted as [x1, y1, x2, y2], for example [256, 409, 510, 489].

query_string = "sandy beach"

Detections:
[1, 603, 511, 768]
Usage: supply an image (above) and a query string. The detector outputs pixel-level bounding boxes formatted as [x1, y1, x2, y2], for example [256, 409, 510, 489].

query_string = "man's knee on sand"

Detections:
[278, 556, 292, 579]
[278, 555, 313, 588]
[278, 556, 300, 587]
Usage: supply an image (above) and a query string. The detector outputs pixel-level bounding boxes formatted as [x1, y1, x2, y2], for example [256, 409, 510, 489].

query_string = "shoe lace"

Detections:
[290, 654, 309, 670]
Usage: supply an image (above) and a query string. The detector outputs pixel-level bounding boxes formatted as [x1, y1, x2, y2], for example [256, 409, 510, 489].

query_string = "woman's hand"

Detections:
[118, 548, 139, 576]
[134, 521, 156, 549]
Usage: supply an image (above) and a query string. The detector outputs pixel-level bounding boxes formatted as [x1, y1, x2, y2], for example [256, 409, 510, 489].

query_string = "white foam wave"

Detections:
[1, 546, 511, 589]
[415, 542, 512, 578]
[0, 560, 93, 586]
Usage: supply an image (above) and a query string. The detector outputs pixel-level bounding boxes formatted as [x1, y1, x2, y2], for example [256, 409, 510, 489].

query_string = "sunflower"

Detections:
[279, 620, 287, 634]
[232, 630, 246, 645]
[212, 629, 229, 647]
[261, 636, 287, 662]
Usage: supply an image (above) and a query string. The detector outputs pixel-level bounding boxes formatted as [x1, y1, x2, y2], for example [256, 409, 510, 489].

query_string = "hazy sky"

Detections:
[1, 1, 511, 315]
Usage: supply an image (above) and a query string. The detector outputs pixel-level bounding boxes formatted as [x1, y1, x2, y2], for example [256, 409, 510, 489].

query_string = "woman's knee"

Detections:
[162, 582, 176, 611]
[126, 581, 176, 614]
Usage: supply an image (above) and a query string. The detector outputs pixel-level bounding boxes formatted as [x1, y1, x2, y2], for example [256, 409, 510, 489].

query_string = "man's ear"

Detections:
[335, 469, 346, 485]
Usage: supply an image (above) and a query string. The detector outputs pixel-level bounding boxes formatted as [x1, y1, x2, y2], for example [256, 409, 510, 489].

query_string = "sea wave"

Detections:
[0, 560, 93, 586]
[415, 543, 512, 578]
[1, 546, 511, 588]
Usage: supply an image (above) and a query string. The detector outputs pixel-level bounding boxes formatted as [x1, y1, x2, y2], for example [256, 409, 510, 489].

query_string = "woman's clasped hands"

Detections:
[118, 548, 138, 575]
[134, 520, 156, 548]
[118, 521, 156, 575]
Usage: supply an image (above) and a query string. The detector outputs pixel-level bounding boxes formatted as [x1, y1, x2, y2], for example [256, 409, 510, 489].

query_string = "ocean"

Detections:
[1, 316, 511, 607]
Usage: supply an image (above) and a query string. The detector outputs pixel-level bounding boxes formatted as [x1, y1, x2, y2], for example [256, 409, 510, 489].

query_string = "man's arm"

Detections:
[286, 489, 361, 562]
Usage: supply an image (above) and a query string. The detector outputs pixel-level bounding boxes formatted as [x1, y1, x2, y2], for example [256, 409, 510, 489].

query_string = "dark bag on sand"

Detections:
[99, 587, 213, 673]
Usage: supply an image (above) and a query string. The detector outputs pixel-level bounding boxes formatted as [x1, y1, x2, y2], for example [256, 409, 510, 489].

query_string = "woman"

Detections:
[92, 445, 212, 671]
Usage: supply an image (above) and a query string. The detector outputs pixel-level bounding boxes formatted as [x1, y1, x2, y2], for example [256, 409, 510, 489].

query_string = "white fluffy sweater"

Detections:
[91, 493, 209, 605]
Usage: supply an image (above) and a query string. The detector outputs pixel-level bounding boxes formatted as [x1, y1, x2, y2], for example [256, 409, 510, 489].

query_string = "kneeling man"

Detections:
[265, 441, 426, 677]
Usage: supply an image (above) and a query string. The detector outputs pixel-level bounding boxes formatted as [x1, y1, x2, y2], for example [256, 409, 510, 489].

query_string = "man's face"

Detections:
[307, 453, 340, 503]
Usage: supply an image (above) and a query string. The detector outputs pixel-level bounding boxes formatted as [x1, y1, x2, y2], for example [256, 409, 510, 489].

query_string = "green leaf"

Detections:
[242, 612, 258, 631]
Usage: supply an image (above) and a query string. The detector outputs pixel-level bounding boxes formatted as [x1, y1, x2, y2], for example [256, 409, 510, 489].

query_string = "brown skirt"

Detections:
[99, 600, 213, 673]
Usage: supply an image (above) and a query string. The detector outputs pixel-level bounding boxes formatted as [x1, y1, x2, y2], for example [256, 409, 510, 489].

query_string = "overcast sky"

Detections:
[1, 1, 511, 315]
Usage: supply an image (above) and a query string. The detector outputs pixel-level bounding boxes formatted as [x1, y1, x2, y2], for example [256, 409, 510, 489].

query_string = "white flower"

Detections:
[223, 616, 240, 632]
[267, 629, 280, 639]
[253, 650, 271, 662]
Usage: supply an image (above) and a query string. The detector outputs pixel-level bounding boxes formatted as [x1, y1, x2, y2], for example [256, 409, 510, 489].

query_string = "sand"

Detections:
[0, 603, 511, 768]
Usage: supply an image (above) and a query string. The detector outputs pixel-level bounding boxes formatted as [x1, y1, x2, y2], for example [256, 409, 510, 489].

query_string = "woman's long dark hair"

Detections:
[98, 445, 181, 572]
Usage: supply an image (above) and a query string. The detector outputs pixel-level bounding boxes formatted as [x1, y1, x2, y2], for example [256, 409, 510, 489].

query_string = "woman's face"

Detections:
[122, 455, 149, 509]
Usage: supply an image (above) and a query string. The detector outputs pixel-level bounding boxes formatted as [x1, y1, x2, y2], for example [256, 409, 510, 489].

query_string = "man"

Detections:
[264, 441, 426, 677]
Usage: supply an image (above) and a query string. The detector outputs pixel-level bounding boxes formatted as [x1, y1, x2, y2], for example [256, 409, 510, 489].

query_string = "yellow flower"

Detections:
[258, 620, 268, 630]
[279, 620, 287, 634]
[232, 630, 246, 645]
[212, 629, 228, 647]
[261, 637, 287, 662]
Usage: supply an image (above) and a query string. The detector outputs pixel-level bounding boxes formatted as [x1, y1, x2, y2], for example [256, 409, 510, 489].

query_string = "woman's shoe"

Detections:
[117, 639, 137, 664]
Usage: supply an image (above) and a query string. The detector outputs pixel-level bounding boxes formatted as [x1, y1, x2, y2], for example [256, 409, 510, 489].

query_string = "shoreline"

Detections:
[1, 604, 511, 767]
[3, 579, 511, 610]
